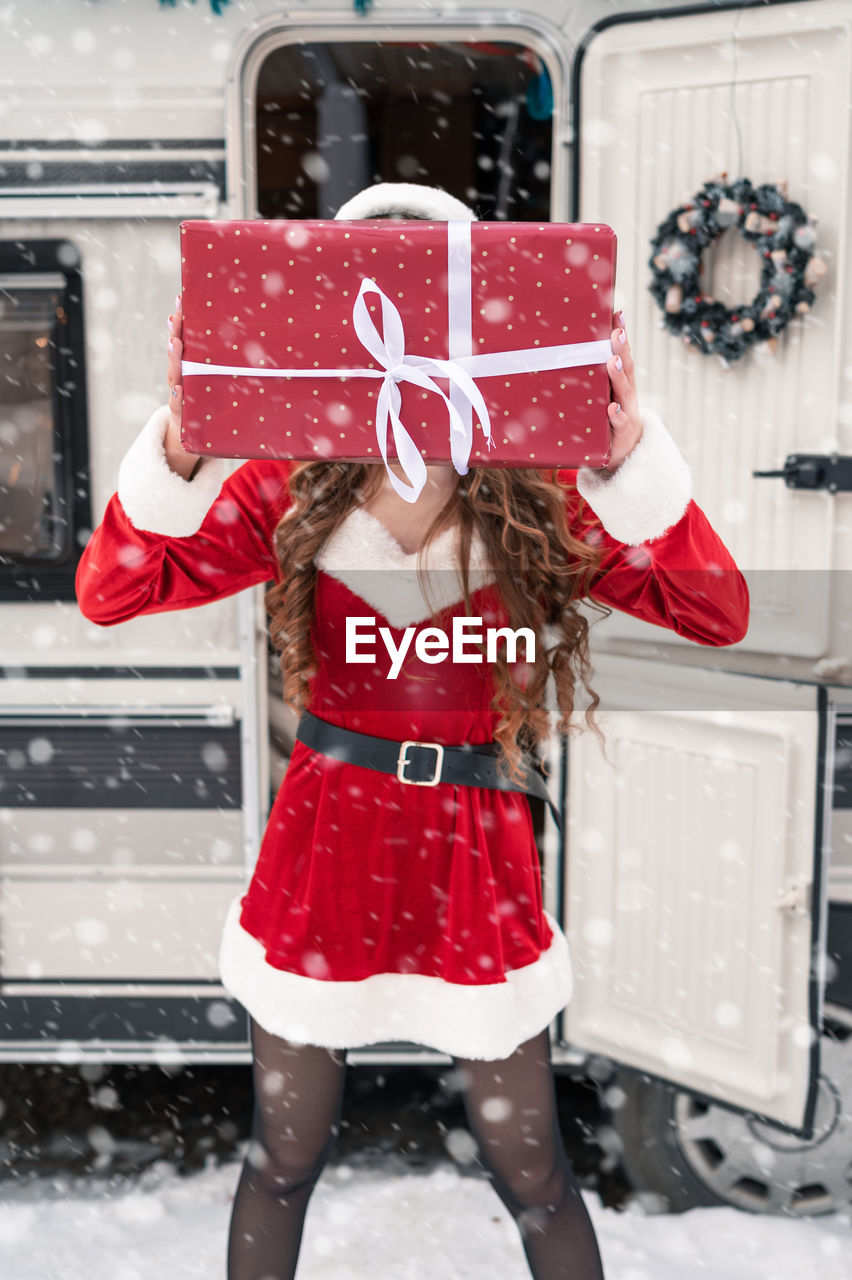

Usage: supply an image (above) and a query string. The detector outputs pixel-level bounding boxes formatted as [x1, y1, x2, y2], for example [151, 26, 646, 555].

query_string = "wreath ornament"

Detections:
[648, 174, 827, 368]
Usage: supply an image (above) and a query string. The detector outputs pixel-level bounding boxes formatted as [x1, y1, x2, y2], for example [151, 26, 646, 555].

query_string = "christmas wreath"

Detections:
[647, 174, 826, 367]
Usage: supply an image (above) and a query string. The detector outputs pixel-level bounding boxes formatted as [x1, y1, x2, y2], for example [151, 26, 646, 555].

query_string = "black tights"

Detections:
[227, 1018, 605, 1279]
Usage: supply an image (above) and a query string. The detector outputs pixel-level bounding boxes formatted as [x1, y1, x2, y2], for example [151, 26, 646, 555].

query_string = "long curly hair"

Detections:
[265, 461, 610, 786]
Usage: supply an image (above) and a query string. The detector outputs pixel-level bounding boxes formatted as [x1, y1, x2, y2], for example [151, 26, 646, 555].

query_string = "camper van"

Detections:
[1, 0, 850, 1218]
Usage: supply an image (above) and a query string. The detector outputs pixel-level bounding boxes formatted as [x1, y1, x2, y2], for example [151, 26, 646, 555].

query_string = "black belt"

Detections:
[295, 710, 562, 834]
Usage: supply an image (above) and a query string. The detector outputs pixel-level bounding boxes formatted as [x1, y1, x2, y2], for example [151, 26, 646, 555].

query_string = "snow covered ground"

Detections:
[0, 1152, 850, 1280]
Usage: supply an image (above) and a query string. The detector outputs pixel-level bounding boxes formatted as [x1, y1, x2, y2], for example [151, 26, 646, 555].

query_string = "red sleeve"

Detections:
[561, 471, 750, 647]
[75, 459, 292, 626]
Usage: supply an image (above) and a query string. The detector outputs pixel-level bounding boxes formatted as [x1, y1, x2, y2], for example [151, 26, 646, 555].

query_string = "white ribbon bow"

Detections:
[351, 278, 494, 502]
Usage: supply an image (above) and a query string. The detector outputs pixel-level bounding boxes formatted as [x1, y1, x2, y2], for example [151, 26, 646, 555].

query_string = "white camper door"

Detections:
[560, 655, 825, 1133]
[576, 0, 851, 657]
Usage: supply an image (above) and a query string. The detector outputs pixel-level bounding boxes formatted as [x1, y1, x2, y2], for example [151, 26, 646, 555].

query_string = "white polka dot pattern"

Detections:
[177, 218, 616, 470]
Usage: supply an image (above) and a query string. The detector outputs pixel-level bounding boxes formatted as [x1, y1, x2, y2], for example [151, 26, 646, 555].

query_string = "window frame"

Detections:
[0, 238, 92, 603]
[223, 16, 571, 222]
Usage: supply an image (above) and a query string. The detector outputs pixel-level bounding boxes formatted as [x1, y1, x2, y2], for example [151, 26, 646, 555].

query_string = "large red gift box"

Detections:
[179, 218, 616, 498]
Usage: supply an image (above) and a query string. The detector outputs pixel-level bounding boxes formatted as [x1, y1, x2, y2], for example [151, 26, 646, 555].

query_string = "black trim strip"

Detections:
[3, 138, 225, 152]
[825, 902, 852, 1009]
[0, 993, 249, 1044]
[0, 722, 243, 809]
[833, 715, 852, 809]
[0, 160, 225, 194]
[802, 685, 830, 1135]
[555, 732, 569, 1050]
[1, 666, 242, 679]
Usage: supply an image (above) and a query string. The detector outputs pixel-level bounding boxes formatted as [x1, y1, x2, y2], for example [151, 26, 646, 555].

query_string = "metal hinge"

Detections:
[774, 874, 811, 918]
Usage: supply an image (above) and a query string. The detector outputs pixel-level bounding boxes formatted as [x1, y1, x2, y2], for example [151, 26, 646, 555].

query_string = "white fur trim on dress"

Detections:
[218, 895, 573, 1061]
[575, 407, 693, 546]
[117, 403, 228, 538]
[333, 182, 476, 222]
[316, 507, 495, 628]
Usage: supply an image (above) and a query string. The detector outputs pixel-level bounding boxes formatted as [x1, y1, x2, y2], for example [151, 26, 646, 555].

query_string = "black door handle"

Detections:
[752, 455, 852, 492]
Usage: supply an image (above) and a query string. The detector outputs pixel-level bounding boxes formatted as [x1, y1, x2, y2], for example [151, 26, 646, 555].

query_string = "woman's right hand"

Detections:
[165, 294, 203, 480]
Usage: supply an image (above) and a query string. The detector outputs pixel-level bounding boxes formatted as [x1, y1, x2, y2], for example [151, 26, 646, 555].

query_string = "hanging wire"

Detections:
[728, 6, 746, 181]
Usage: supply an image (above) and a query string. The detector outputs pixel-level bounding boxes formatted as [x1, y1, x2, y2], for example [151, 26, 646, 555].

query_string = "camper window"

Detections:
[253, 40, 554, 220]
[0, 242, 90, 602]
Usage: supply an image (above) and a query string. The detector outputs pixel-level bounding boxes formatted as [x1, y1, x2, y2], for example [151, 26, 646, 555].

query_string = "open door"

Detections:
[573, 0, 851, 659]
[558, 653, 828, 1136]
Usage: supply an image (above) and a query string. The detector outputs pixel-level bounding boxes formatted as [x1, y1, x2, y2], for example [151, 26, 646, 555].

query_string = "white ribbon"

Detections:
[447, 220, 475, 477]
[350, 277, 494, 501]
[182, 222, 613, 502]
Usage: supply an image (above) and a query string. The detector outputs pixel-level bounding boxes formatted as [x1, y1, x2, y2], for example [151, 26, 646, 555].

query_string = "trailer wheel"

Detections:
[608, 1004, 852, 1216]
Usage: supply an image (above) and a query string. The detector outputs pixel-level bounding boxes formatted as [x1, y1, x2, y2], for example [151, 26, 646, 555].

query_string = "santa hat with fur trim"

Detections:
[333, 181, 476, 222]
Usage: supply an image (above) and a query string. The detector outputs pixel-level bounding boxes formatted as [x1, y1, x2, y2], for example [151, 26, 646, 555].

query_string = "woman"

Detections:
[76, 182, 749, 1280]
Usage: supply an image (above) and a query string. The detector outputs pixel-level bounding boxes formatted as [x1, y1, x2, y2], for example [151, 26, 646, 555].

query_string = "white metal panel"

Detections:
[0, 680, 243, 713]
[577, 0, 851, 658]
[0, 809, 244, 870]
[562, 654, 822, 1129]
[1, 876, 242, 981]
[0, 685, 263, 991]
[0, 184, 220, 220]
[0, 68, 225, 138]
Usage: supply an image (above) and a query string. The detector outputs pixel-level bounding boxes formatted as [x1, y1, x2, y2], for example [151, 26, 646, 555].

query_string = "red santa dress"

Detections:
[76, 402, 749, 1060]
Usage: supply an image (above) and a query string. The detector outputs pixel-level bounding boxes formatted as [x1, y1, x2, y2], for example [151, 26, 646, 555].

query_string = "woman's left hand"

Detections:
[601, 309, 644, 475]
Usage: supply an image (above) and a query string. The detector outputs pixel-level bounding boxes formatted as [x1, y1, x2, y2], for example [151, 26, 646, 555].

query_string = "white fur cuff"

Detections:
[117, 404, 227, 537]
[576, 407, 693, 545]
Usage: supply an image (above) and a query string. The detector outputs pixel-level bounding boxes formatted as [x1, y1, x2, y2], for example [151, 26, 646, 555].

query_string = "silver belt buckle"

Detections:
[397, 740, 444, 786]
